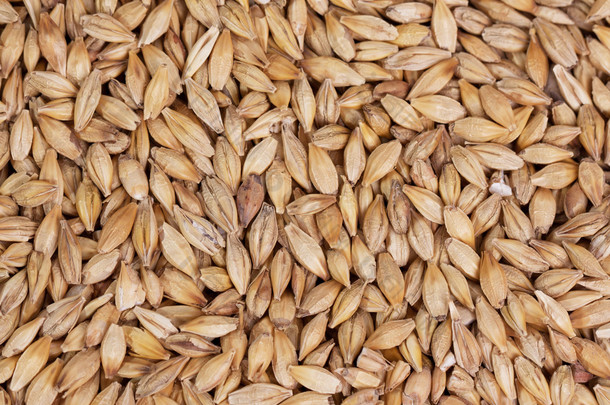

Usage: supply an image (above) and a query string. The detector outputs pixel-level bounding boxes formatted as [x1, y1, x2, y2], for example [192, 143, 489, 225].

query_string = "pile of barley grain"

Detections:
[0, 0, 610, 403]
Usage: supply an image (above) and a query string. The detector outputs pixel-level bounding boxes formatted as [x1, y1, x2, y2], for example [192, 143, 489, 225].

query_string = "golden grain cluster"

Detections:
[0, 0, 609, 402]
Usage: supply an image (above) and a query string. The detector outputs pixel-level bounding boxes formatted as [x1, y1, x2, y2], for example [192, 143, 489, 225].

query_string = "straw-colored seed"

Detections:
[289, 365, 343, 394]
[431, 0, 457, 52]
[9, 335, 52, 392]
[80, 14, 135, 43]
